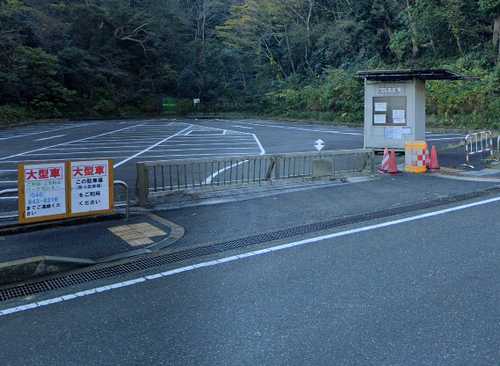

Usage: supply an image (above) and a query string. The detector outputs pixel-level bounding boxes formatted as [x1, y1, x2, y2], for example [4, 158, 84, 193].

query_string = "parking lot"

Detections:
[0, 118, 465, 209]
[0, 120, 267, 201]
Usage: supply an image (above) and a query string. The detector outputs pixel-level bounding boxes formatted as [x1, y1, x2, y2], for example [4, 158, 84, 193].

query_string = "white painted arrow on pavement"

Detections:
[314, 139, 325, 152]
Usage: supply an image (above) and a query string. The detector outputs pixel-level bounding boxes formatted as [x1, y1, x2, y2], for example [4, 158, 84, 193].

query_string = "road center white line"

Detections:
[2, 194, 500, 318]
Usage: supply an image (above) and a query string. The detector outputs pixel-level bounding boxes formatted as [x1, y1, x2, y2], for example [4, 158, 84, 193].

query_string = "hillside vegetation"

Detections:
[0, 0, 499, 128]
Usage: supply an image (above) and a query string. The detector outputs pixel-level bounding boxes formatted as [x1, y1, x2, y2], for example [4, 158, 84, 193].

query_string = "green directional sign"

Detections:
[162, 97, 176, 113]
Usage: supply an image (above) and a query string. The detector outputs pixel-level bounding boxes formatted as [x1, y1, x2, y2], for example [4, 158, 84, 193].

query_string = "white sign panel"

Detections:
[374, 103, 387, 112]
[21, 162, 67, 222]
[71, 160, 112, 215]
[384, 127, 412, 140]
[377, 87, 403, 96]
[374, 114, 386, 124]
[392, 109, 406, 124]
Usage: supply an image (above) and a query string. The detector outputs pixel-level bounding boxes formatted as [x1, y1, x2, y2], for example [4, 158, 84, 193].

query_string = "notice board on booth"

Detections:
[372, 96, 407, 126]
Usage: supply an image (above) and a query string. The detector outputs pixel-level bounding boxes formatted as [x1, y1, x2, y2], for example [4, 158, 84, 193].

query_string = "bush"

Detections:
[262, 69, 363, 124]
[0, 105, 31, 123]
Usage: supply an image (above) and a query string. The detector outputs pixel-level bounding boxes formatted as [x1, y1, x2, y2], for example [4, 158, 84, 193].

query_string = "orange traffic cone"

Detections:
[429, 145, 440, 170]
[379, 148, 389, 172]
[425, 147, 431, 168]
[387, 150, 399, 175]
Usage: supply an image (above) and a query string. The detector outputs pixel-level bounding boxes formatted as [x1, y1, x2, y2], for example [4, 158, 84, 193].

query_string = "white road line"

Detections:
[2, 195, 500, 318]
[0, 123, 94, 141]
[0, 180, 17, 184]
[24, 151, 146, 156]
[35, 134, 66, 142]
[427, 137, 464, 141]
[47, 146, 152, 151]
[0, 169, 17, 172]
[232, 125, 254, 129]
[142, 153, 260, 158]
[0, 158, 132, 163]
[253, 133, 266, 155]
[145, 147, 257, 152]
[0, 123, 145, 161]
[156, 143, 258, 147]
[205, 160, 248, 184]
[113, 125, 192, 168]
[246, 122, 363, 136]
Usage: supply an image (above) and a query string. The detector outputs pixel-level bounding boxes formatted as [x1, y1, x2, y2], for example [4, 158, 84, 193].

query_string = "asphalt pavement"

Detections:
[0, 117, 466, 195]
[1, 117, 497, 365]
[1, 192, 499, 365]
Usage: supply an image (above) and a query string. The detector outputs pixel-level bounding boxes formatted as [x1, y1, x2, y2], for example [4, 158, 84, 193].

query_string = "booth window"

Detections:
[372, 96, 407, 126]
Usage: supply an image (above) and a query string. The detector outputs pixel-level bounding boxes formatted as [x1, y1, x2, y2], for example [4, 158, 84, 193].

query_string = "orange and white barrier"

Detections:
[405, 141, 428, 174]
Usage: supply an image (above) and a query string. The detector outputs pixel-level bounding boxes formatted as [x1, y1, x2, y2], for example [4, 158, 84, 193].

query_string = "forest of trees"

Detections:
[0, 0, 499, 128]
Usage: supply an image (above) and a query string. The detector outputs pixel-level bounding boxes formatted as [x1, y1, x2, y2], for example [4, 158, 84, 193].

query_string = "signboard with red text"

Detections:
[18, 159, 114, 224]
[18, 162, 67, 223]
[69, 160, 114, 216]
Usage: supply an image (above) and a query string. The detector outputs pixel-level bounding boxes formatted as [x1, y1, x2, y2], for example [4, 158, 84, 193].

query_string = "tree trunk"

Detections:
[405, 0, 419, 60]
[304, 0, 313, 71]
[494, 15, 500, 62]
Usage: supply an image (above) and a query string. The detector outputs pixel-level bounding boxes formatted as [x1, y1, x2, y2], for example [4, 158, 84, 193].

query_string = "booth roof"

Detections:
[357, 69, 477, 81]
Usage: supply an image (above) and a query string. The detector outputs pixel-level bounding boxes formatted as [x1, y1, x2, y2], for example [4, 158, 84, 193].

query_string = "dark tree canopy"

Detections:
[0, 0, 499, 127]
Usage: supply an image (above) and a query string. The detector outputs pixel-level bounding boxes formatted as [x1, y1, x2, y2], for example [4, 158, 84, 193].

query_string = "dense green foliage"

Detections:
[0, 0, 499, 127]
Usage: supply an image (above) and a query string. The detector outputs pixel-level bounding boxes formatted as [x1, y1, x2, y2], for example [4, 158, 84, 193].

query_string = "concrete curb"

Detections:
[0, 213, 125, 236]
[146, 213, 185, 251]
[0, 212, 185, 286]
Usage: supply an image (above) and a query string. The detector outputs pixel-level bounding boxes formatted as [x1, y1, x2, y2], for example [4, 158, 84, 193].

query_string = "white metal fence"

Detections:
[464, 131, 494, 168]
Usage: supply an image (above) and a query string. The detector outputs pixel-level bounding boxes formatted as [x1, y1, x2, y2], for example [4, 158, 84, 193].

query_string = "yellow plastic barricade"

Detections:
[405, 141, 428, 174]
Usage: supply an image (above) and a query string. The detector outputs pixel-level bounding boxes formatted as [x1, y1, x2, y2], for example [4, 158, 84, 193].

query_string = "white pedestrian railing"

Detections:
[464, 131, 493, 168]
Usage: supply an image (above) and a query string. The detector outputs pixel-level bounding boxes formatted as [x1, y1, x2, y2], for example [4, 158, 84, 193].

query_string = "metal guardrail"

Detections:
[0, 188, 19, 220]
[136, 149, 375, 206]
[0, 181, 130, 221]
[464, 131, 493, 168]
[113, 180, 130, 219]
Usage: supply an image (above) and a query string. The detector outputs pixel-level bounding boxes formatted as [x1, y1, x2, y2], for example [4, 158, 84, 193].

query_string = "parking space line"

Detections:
[205, 160, 248, 184]
[35, 134, 66, 142]
[113, 125, 192, 168]
[141, 153, 260, 158]
[252, 133, 266, 155]
[232, 125, 254, 129]
[0, 123, 145, 161]
[245, 122, 363, 136]
[23, 151, 141, 156]
[0, 123, 95, 141]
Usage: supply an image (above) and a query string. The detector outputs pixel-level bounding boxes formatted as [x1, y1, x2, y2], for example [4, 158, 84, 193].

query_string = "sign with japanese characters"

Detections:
[70, 160, 114, 216]
[18, 162, 67, 223]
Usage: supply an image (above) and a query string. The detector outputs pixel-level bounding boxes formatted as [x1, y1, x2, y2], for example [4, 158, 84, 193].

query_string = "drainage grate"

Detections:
[1, 186, 499, 302]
